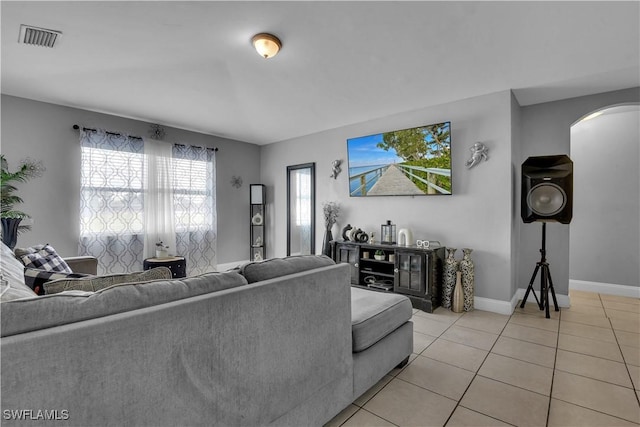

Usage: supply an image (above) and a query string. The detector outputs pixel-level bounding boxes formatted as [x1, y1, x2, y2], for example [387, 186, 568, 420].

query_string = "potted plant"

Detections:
[1, 155, 45, 249]
[374, 250, 386, 261]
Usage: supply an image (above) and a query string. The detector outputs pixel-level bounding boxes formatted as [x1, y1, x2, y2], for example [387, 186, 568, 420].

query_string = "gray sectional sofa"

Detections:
[1, 255, 413, 426]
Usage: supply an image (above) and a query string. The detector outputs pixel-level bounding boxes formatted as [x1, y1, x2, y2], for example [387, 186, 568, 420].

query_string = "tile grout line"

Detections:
[335, 291, 639, 427]
[607, 312, 640, 408]
[545, 304, 562, 427]
[553, 293, 640, 423]
[343, 310, 467, 426]
[601, 292, 640, 405]
[441, 308, 512, 427]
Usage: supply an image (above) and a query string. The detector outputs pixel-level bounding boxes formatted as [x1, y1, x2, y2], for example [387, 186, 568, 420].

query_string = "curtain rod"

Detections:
[72, 125, 219, 152]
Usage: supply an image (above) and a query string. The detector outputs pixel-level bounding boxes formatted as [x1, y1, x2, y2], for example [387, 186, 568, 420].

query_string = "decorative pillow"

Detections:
[23, 267, 91, 295]
[1, 242, 37, 301]
[14, 244, 72, 273]
[44, 267, 173, 295]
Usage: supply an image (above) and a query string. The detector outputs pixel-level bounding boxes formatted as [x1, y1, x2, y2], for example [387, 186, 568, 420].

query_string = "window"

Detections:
[80, 138, 144, 237]
[79, 130, 216, 275]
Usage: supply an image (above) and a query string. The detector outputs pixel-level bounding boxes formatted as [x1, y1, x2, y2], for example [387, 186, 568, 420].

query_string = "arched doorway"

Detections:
[569, 104, 640, 294]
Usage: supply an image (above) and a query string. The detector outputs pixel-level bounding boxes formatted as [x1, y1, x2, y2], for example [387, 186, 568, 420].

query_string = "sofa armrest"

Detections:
[63, 256, 98, 275]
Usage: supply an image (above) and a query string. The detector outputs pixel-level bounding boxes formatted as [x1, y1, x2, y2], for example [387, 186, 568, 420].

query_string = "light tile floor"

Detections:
[326, 290, 640, 427]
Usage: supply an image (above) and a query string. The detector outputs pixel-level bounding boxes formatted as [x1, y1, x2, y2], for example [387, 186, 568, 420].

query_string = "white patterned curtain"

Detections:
[79, 130, 145, 274]
[79, 130, 217, 275]
[143, 138, 176, 259]
[172, 144, 217, 275]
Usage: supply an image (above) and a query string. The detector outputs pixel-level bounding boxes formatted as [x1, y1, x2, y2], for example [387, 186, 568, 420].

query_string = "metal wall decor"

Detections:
[148, 123, 166, 140]
[330, 159, 342, 179]
[465, 142, 489, 169]
[231, 176, 243, 188]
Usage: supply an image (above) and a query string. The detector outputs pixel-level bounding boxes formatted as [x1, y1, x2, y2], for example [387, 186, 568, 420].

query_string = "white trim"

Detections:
[570, 279, 640, 298]
[473, 289, 571, 316]
[474, 296, 515, 315]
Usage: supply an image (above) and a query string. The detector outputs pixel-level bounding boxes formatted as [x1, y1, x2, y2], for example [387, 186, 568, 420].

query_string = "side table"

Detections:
[143, 256, 186, 279]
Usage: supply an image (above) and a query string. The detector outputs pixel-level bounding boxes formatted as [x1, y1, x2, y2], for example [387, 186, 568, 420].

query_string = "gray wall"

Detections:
[260, 90, 515, 302]
[0, 95, 260, 264]
[569, 106, 639, 286]
[261, 87, 640, 304]
[517, 87, 640, 296]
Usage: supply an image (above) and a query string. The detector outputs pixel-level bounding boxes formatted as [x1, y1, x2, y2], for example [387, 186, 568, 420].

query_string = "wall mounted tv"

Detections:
[347, 121, 452, 197]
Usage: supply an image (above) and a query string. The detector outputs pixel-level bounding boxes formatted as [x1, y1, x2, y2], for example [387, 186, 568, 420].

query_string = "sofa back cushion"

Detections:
[1, 270, 248, 337]
[238, 255, 335, 284]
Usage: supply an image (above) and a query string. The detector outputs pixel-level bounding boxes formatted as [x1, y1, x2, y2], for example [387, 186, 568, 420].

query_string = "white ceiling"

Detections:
[2, 1, 639, 145]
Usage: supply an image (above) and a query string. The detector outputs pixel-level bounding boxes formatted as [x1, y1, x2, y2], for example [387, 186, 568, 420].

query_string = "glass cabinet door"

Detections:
[394, 250, 427, 296]
[336, 244, 360, 285]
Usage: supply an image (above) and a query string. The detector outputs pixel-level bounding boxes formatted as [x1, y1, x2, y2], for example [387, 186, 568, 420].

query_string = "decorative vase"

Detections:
[1, 218, 21, 250]
[442, 248, 458, 309]
[452, 271, 464, 313]
[397, 228, 413, 247]
[251, 212, 263, 225]
[155, 249, 168, 259]
[322, 229, 333, 257]
[460, 248, 475, 311]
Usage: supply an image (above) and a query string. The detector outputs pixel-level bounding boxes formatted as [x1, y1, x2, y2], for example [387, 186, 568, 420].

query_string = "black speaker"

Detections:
[521, 155, 573, 224]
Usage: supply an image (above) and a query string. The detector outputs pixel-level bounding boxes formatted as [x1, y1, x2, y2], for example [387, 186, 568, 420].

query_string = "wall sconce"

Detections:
[251, 33, 282, 59]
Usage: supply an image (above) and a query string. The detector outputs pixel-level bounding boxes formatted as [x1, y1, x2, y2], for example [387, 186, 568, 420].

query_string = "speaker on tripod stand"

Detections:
[521, 154, 573, 318]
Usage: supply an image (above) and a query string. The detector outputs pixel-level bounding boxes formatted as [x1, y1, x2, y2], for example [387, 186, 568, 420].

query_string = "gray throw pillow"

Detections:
[44, 267, 173, 294]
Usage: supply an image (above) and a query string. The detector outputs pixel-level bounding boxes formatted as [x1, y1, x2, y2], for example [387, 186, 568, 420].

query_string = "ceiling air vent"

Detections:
[18, 25, 61, 48]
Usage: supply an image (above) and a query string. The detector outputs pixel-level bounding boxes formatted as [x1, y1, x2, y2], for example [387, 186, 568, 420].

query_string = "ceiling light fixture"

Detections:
[251, 33, 282, 59]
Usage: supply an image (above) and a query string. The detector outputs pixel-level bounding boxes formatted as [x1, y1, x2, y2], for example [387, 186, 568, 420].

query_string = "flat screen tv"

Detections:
[347, 121, 452, 197]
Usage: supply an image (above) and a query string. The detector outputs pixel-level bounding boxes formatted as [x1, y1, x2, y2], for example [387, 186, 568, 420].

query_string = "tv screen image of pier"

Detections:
[347, 122, 452, 197]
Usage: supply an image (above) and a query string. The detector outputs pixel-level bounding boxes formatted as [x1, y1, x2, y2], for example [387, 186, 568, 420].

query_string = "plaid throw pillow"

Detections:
[15, 244, 73, 274]
[23, 267, 91, 295]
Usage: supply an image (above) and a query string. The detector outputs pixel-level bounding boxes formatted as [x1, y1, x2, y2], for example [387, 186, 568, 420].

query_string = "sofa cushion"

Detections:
[1, 242, 37, 301]
[350, 287, 413, 353]
[239, 255, 335, 284]
[1, 270, 249, 337]
[23, 267, 91, 295]
[14, 244, 72, 273]
[43, 267, 172, 294]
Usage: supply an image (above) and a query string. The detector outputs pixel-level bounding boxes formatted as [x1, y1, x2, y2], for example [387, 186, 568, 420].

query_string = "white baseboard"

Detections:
[569, 279, 640, 298]
[473, 296, 515, 315]
[473, 289, 571, 316]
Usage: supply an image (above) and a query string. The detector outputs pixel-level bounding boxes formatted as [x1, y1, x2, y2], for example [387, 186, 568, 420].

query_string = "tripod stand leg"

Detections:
[541, 265, 550, 318]
[520, 263, 542, 309]
[546, 266, 559, 312]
